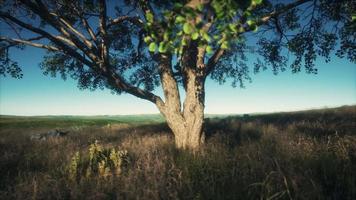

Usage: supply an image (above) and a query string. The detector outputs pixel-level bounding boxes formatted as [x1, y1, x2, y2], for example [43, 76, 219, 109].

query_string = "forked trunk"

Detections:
[155, 36, 207, 150]
[165, 99, 205, 149]
[159, 67, 206, 150]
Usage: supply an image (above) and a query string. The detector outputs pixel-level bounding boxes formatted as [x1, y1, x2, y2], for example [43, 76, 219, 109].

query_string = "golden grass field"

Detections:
[0, 106, 355, 200]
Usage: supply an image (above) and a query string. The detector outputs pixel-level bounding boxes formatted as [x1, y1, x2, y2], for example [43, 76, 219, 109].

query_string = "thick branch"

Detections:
[114, 74, 163, 103]
[98, 0, 109, 66]
[96, 1, 164, 106]
[205, 48, 225, 76]
[98, 0, 107, 37]
[157, 54, 182, 112]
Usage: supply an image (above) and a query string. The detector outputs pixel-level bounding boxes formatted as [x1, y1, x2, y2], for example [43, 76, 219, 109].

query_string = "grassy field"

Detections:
[0, 106, 355, 200]
[0, 114, 165, 129]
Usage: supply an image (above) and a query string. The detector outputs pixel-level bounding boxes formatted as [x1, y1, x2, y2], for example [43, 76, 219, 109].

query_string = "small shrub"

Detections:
[69, 140, 128, 182]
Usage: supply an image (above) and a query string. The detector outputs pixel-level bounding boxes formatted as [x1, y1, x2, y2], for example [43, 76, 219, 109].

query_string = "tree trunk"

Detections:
[158, 66, 206, 150]
[155, 43, 206, 150]
[163, 108, 205, 149]
[164, 98, 205, 149]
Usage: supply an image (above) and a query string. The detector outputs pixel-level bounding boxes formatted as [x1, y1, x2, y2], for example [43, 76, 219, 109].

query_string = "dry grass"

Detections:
[0, 106, 355, 199]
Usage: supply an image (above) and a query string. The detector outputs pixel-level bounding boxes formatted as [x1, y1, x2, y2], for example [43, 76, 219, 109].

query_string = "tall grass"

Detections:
[0, 106, 355, 199]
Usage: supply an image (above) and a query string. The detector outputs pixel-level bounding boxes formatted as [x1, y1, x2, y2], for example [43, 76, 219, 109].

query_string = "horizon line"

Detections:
[1, 104, 354, 117]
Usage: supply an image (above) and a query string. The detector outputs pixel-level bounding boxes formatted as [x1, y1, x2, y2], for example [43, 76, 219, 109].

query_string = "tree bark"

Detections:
[167, 80, 205, 150]
[167, 0, 209, 149]
[162, 92, 205, 150]
[156, 53, 206, 150]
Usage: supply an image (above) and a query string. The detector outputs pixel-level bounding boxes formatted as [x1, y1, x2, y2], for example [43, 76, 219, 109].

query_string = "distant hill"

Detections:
[1, 105, 354, 129]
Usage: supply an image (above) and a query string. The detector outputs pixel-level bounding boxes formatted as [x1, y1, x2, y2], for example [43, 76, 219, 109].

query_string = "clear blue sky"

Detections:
[0, 45, 355, 116]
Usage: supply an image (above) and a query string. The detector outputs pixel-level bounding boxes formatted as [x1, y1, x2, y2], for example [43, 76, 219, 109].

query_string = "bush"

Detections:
[69, 140, 128, 182]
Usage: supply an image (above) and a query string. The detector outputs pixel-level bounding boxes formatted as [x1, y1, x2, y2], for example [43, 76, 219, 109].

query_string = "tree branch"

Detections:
[206, 0, 313, 76]
[107, 16, 144, 29]
[0, 11, 95, 68]
[81, 17, 97, 42]
[259, 0, 312, 25]
[108, 69, 165, 106]
[98, 0, 109, 67]
[0, 36, 59, 51]
[49, 12, 96, 50]
[205, 48, 225, 76]
[23, 0, 99, 63]
[3, 19, 22, 39]
[69, 4, 98, 43]
[246, 0, 309, 36]
[138, 0, 157, 22]
[1, 1, 165, 108]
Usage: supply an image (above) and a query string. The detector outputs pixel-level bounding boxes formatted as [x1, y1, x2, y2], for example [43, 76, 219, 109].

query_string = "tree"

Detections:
[0, 0, 355, 149]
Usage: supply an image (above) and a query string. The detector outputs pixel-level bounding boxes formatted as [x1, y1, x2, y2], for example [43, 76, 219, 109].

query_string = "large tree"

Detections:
[0, 0, 355, 149]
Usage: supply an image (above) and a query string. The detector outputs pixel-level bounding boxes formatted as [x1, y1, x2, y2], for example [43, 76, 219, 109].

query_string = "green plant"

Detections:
[69, 140, 128, 182]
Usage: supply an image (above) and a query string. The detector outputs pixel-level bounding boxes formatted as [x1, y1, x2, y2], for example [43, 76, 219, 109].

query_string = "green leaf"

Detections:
[175, 15, 185, 23]
[218, 38, 224, 44]
[177, 31, 183, 36]
[146, 12, 154, 23]
[247, 20, 258, 31]
[148, 42, 156, 52]
[174, 48, 179, 55]
[239, 27, 245, 33]
[221, 41, 229, 49]
[163, 11, 171, 18]
[212, 2, 222, 14]
[174, 2, 183, 10]
[228, 23, 237, 33]
[183, 7, 196, 18]
[247, 20, 255, 26]
[150, 34, 157, 40]
[217, 11, 224, 19]
[182, 37, 188, 46]
[179, 47, 183, 55]
[144, 36, 152, 43]
[163, 32, 170, 41]
[202, 32, 211, 42]
[253, 0, 263, 5]
[191, 32, 199, 40]
[183, 23, 194, 34]
[251, 25, 258, 32]
[245, 11, 251, 17]
[197, 4, 204, 12]
[158, 42, 168, 53]
[206, 46, 213, 54]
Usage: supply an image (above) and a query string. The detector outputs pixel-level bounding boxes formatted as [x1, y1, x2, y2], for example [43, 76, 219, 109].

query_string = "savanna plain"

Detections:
[0, 106, 355, 200]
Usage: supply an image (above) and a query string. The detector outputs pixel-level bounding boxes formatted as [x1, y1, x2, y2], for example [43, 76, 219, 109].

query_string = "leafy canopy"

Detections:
[0, 0, 355, 92]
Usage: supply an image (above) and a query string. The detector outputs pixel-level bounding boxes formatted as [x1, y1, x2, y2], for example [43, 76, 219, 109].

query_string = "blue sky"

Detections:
[0, 45, 355, 116]
[1, 1, 355, 116]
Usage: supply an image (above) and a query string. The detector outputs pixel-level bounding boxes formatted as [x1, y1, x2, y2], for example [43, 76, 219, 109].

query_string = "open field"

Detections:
[0, 106, 355, 200]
